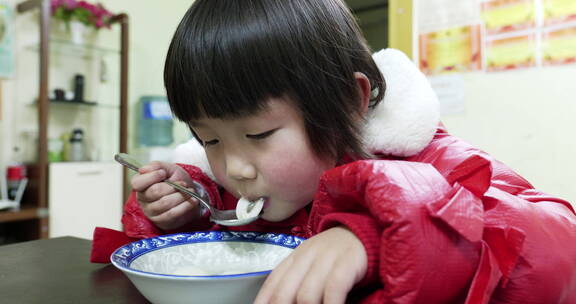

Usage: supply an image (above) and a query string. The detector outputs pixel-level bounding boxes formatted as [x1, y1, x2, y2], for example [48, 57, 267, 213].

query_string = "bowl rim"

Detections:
[110, 231, 305, 280]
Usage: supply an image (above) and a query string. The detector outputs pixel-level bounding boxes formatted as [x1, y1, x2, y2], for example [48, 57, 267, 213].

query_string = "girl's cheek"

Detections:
[263, 156, 324, 189]
[207, 156, 228, 185]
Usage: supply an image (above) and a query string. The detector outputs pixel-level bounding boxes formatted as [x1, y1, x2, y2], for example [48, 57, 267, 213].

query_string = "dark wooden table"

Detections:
[0, 236, 149, 303]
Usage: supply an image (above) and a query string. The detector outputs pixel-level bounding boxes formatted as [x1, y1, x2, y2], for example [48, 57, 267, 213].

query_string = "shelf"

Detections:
[28, 99, 120, 109]
[0, 206, 44, 223]
[26, 38, 120, 59]
[51, 98, 97, 106]
[15, 0, 129, 241]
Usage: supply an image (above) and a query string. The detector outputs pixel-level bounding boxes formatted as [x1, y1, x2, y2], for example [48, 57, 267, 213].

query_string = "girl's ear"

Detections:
[354, 72, 371, 114]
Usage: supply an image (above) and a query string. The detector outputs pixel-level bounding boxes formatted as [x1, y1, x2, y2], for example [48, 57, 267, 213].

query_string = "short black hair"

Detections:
[164, 0, 385, 160]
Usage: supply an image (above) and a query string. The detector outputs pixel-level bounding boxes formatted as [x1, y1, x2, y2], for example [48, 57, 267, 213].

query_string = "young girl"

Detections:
[92, 0, 576, 303]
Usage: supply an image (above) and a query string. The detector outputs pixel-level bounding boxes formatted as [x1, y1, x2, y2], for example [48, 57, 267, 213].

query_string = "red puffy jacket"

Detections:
[92, 126, 576, 304]
[93, 49, 576, 303]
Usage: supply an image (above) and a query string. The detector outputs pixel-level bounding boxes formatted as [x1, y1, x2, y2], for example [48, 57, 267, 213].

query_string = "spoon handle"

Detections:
[114, 153, 142, 172]
[162, 180, 213, 211]
[114, 153, 213, 211]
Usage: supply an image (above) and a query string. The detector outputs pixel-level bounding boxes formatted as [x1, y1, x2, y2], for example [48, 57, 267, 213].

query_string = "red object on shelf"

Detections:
[6, 164, 27, 201]
[6, 165, 27, 181]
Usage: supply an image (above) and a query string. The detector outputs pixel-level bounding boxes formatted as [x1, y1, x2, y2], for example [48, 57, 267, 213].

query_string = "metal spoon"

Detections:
[114, 153, 260, 226]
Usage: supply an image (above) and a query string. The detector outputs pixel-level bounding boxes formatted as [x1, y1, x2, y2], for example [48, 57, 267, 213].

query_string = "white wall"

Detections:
[96, 0, 194, 157]
[441, 67, 576, 203]
[0, 0, 193, 167]
[411, 0, 576, 205]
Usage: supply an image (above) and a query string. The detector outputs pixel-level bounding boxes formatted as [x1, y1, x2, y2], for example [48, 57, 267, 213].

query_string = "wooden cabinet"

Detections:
[0, 0, 129, 244]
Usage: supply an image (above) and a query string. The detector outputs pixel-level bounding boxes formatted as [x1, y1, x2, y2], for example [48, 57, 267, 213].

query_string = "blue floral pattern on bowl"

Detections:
[111, 231, 305, 278]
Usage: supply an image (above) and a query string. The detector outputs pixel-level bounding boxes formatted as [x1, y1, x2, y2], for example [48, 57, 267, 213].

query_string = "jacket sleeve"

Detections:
[310, 158, 576, 304]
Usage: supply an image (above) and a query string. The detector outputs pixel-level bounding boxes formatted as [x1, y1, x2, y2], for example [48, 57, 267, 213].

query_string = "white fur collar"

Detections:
[173, 48, 440, 177]
[366, 49, 440, 156]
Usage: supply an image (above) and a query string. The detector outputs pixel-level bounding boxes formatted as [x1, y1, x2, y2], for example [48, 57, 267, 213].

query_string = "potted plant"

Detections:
[50, 0, 114, 44]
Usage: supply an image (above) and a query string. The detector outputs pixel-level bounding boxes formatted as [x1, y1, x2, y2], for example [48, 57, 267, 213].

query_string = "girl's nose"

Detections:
[225, 153, 257, 180]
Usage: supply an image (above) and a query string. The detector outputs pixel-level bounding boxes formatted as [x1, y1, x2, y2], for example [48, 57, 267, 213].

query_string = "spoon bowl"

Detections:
[114, 153, 260, 226]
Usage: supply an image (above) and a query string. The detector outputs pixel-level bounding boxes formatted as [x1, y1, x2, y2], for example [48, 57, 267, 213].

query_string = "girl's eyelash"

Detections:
[203, 139, 219, 146]
[202, 129, 277, 146]
[246, 129, 276, 140]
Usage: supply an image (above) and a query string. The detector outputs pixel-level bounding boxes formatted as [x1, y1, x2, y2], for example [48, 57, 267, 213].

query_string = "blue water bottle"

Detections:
[137, 96, 174, 147]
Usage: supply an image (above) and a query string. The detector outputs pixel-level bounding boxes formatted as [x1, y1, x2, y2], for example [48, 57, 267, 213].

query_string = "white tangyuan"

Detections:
[236, 197, 264, 220]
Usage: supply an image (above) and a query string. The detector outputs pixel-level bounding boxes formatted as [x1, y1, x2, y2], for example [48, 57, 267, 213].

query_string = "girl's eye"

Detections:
[203, 139, 219, 146]
[246, 129, 276, 140]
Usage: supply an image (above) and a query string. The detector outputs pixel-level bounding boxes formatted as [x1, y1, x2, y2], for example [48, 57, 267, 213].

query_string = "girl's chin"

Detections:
[259, 209, 295, 222]
[259, 212, 288, 222]
[258, 199, 311, 222]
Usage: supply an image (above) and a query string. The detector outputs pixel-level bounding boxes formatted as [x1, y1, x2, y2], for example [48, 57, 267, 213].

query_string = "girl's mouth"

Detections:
[260, 197, 270, 214]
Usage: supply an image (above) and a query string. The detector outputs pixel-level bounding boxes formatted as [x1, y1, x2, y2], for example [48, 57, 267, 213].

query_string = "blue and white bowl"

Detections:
[111, 231, 305, 304]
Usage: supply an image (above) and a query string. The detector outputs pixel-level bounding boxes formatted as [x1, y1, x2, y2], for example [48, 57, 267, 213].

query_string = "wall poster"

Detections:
[482, 0, 536, 34]
[418, 0, 483, 75]
[486, 33, 537, 70]
[419, 25, 482, 74]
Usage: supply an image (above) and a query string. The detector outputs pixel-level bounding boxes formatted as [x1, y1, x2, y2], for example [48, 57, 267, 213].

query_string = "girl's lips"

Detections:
[260, 197, 270, 214]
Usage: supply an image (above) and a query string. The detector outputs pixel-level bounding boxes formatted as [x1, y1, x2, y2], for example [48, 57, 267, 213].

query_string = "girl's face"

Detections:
[191, 98, 336, 222]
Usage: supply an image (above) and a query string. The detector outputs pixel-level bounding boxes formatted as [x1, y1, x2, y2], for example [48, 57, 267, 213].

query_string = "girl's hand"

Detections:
[254, 226, 367, 304]
[131, 161, 202, 230]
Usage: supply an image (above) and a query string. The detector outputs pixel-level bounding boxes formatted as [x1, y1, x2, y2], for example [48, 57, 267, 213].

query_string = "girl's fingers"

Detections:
[138, 179, 192, 206]
[255, 227, 367, 304]
[136, 180, 173, 203]
[267, 248, 317, 303]
[131, 169, 167, 192]
[295, 250, 337, 304]
[150, 198, 196, 229]
[323, 254, 358, 304]
[254, 254, 293, 304]
[137, 161, 165, 174]
[142, 191, 185, 217]
[141, 182, 197, 215]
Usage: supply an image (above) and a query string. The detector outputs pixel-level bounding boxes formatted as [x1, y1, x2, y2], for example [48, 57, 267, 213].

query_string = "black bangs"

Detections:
[164, 0, 385, 159]
[165, 1, 304, 122]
